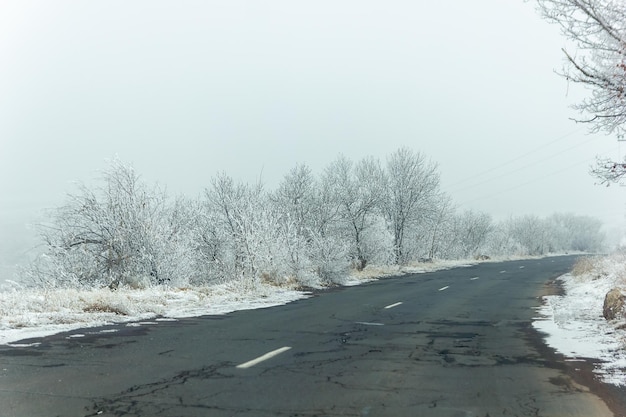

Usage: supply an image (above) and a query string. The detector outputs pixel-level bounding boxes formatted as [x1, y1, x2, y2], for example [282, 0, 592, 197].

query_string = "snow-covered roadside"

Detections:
[533, 254, 626, 386]
[0, 281, 311, 346]
[0, 259, 484, 346]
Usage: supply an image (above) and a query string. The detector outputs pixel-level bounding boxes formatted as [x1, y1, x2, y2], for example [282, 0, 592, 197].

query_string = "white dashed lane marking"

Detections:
[384, 302, 403, 309]
[236, 346, 292, 369]
[356, 322, 385, 326]
[470, 277, 479, 281]
[438, 286, 450, 291]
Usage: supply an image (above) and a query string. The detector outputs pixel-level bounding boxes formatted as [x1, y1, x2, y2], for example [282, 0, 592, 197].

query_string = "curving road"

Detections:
[0, 256, 623, 416]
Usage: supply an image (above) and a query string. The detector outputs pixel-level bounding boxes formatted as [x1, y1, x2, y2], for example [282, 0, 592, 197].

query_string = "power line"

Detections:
[445, 134, 598, 194]
[456, 146, 619, 206]
[445, 128, 583, 190]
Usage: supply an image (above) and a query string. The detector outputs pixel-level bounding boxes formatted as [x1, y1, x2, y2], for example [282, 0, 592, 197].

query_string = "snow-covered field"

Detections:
[533, 253, 626, 386]
[0, 259, 480, 346]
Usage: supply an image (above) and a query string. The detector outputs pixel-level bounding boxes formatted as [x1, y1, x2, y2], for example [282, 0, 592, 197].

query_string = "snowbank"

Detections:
[533, 254, 626, 386]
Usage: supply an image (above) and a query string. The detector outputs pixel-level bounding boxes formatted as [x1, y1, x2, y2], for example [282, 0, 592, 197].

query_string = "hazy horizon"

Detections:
[2, 0, 626, 279]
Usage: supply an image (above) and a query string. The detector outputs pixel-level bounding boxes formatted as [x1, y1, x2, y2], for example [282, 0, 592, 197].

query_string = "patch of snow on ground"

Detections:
[533, 254, 626, 386]
[0, 282, 310, 345]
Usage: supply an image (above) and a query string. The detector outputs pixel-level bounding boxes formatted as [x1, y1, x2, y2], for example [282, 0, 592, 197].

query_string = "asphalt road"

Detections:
[0, 256, 623, 417]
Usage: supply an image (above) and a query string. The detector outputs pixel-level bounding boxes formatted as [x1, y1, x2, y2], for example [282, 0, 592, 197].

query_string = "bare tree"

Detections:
[506, 215, 550, 256]
[383, 148, 441, 264]
[272, 163, 353, 282]
[536, 1, 626, 183]
[325, 155, 385, 270]
[424, 194, 456, 260]
[273, 164, 316, 236]
[454, 210, 493, 258]
[204, 171, 345, 287]
[590, 156, 626, 184]
[536, 0, 626, 136]
[545, 212, 605, 251]
[205, 173, 274, 283]
[26, 160, 190, 288]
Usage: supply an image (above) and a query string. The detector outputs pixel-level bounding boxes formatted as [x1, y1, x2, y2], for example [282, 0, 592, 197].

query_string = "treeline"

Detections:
[23, 148, 605, 289]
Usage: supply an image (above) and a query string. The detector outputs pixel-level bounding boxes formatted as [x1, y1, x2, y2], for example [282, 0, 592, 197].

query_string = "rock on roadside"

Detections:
[603, 288, 625, 321]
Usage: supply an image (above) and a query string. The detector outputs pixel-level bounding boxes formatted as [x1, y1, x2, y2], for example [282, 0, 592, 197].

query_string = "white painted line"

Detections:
[470, 277, 479, 281]
[7, 342, 41, 348]
[236, 346, 292, 369]
[356, 321, 385, 326]
[499, 270, 507, 274]
[384, 302, 403, 309]
[519, 266, 525, 269]
[438, 286, 450, 291]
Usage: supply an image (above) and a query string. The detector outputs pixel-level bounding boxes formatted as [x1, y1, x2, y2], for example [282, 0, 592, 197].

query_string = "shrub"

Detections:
[571, 256, 597, 277]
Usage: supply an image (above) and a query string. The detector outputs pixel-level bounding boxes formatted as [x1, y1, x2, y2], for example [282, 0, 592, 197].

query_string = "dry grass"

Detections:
[615, 260, 626, 287]
[83, 301, 129, 315]
[571, 256, 598, 277]
[259, 272, 299, 289]
[350, 264, 402, 280]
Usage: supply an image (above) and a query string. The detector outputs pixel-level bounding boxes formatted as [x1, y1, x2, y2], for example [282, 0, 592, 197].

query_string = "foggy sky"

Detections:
[1, 0, 625, 276]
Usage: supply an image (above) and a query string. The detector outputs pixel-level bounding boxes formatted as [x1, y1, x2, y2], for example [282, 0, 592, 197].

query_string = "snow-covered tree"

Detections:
[422, 195, 456, 260]
[270, 164, 319, 280]
[412, 204, 492, 260]
[383, 148, 441, 264]
[486, 213, 604, 257]
[25, 160, 193, 288]
[453, 210, 493, 258]
[24, 150, 606, 294]
[273, 163, 317, 237]
[536, 0, 626, 183]
[484, 221, 518, 257]
[324, 155, 386, 270]
[506, 215, 549, 256]
[204, 173, 286, 285]
[590, 156, 626, 184]
[203, 171, 348, 287]
[306, 230, 350, 285]
[545, 212, 605, 252]
[536, 0, 626, 136]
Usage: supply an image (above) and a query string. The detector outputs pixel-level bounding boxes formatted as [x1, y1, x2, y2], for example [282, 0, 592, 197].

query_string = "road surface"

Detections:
[0, 256, 623, 416]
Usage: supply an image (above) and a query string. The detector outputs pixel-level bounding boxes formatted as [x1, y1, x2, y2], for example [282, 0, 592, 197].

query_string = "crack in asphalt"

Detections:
[83, 318, 558, 416]
[86, 362, 233, 417]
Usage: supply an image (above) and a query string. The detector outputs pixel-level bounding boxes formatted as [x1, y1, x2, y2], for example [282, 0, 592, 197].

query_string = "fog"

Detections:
[1, 1, 625, 280]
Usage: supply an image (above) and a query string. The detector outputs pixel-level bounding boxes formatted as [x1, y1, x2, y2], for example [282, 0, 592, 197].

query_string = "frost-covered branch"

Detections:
[21, 151, 606, 291]
[590, 155, 626, 184]
[535, 0, 626, 136]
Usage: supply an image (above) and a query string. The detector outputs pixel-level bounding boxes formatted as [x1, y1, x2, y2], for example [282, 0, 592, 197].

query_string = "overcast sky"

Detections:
[1, 1, 625, 273]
